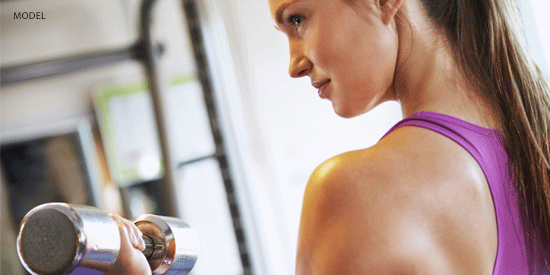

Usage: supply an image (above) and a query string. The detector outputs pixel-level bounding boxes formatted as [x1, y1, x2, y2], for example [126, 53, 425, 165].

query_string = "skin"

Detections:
[105, 214, 151, 275]
[269, 0, 500, 274]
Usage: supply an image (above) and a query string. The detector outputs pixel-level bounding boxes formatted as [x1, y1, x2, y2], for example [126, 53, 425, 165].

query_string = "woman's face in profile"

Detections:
[268, 0, 400, 118]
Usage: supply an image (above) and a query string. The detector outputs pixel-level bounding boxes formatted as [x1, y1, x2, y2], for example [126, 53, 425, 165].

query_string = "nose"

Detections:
[288, 41, 312, 78]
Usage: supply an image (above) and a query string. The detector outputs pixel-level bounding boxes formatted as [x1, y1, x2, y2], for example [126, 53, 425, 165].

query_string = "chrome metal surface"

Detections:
[143, 234, 155, 258]
[17, 203, 120, 274]
[134, 214, 199, 275]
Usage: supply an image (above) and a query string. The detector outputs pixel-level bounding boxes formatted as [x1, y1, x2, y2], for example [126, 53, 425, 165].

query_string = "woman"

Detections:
[111, 0, 550, 273]
[267, 0, 550, 273]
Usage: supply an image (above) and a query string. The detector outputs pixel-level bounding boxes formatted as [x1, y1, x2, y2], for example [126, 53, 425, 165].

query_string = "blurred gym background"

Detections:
[1, 0, 548, 274]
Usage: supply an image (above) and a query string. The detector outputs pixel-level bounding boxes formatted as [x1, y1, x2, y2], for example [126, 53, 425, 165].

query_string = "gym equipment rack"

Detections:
[1, 1, 253, 274]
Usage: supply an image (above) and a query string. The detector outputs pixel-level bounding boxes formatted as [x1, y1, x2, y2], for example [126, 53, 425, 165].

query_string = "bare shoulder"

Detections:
[296, 126, 496, 275]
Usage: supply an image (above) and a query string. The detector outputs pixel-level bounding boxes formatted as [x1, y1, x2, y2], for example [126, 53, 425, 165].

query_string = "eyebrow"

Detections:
[275, 0, 300, 26]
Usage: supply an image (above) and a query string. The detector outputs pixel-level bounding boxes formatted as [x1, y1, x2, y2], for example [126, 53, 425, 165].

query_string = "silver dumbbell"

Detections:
[17, 203, 199, 274]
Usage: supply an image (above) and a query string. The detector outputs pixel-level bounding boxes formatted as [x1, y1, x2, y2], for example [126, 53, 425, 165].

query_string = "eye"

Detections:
[287, 14, 305, 28]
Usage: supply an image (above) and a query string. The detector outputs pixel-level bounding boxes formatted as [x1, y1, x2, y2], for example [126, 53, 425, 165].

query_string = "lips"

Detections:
[312, 79, 331, 98]
[312, 79, 330, 89]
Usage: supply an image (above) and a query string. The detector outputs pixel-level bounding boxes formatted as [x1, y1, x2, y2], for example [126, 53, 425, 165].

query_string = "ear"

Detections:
[380, 0, 404, 25]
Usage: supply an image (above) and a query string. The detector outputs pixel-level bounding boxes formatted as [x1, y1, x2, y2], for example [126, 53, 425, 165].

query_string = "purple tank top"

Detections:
[380, 111, 549, 274]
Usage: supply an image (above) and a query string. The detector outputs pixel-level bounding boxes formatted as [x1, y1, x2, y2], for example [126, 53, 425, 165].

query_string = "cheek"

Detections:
[344, 28, 398, 92]
[306, 14, 399, 106]
[306, 24, 337, 71]
[311, 22, 398, 89]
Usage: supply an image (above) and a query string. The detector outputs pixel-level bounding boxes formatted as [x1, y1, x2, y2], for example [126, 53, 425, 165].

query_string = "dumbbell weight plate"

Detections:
[17, 203, 121, 275]
[18, 208, 78, 274]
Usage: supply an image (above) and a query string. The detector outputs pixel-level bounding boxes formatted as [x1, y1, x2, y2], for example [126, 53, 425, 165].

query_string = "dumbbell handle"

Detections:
[143, 234, 155, 258]
[141, 234, 167, 259]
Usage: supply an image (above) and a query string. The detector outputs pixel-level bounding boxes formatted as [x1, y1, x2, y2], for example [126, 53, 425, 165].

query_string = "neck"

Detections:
[391, 6, 500, 130]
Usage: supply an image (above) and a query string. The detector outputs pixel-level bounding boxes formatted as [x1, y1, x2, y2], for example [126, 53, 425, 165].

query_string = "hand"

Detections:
[105, 214, 152, 275]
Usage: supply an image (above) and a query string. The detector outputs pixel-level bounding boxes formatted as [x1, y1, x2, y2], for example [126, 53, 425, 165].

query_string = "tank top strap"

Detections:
[379, 111, 550, 274]
[380, 111, 502, 168]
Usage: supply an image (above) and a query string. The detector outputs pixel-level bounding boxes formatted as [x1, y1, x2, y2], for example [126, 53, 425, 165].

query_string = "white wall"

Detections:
[523, 0, 550, 74]
[0, 0, 197, 135]
[1, 0, 136, 134]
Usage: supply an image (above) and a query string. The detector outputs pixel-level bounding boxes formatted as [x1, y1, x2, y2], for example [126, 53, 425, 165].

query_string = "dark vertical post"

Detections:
[181, 1, 253, 274]
[139, 0, 180, 218]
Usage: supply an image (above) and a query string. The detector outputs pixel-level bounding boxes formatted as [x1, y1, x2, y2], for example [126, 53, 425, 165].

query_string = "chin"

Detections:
[332, 101, 376, 119]
[333, 105, 361, 119]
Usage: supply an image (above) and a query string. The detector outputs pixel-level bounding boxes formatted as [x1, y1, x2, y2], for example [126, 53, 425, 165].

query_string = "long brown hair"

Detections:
[420, 0, 550, 260]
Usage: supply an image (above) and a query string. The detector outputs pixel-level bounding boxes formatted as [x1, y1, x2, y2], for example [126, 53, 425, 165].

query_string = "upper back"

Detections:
[379, 111, 550, 274]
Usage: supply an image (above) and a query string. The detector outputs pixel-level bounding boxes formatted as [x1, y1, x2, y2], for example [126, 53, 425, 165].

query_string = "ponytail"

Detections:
[420, 0, 550, 260]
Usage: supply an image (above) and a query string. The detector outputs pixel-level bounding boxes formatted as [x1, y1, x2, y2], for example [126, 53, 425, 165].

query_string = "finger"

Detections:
[118, 220, 132, 248]
[108, 213, 145, 251]
[104, 213, 152, 275]
[108, 221, 152, 275]
[122, 216, 145, 251]
[110, 214, 138, 248]
[121, 218, 139, 248]
[130, 221, 145, 251]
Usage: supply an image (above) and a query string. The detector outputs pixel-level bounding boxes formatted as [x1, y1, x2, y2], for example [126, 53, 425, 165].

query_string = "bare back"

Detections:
[296, 112, 499, 274]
